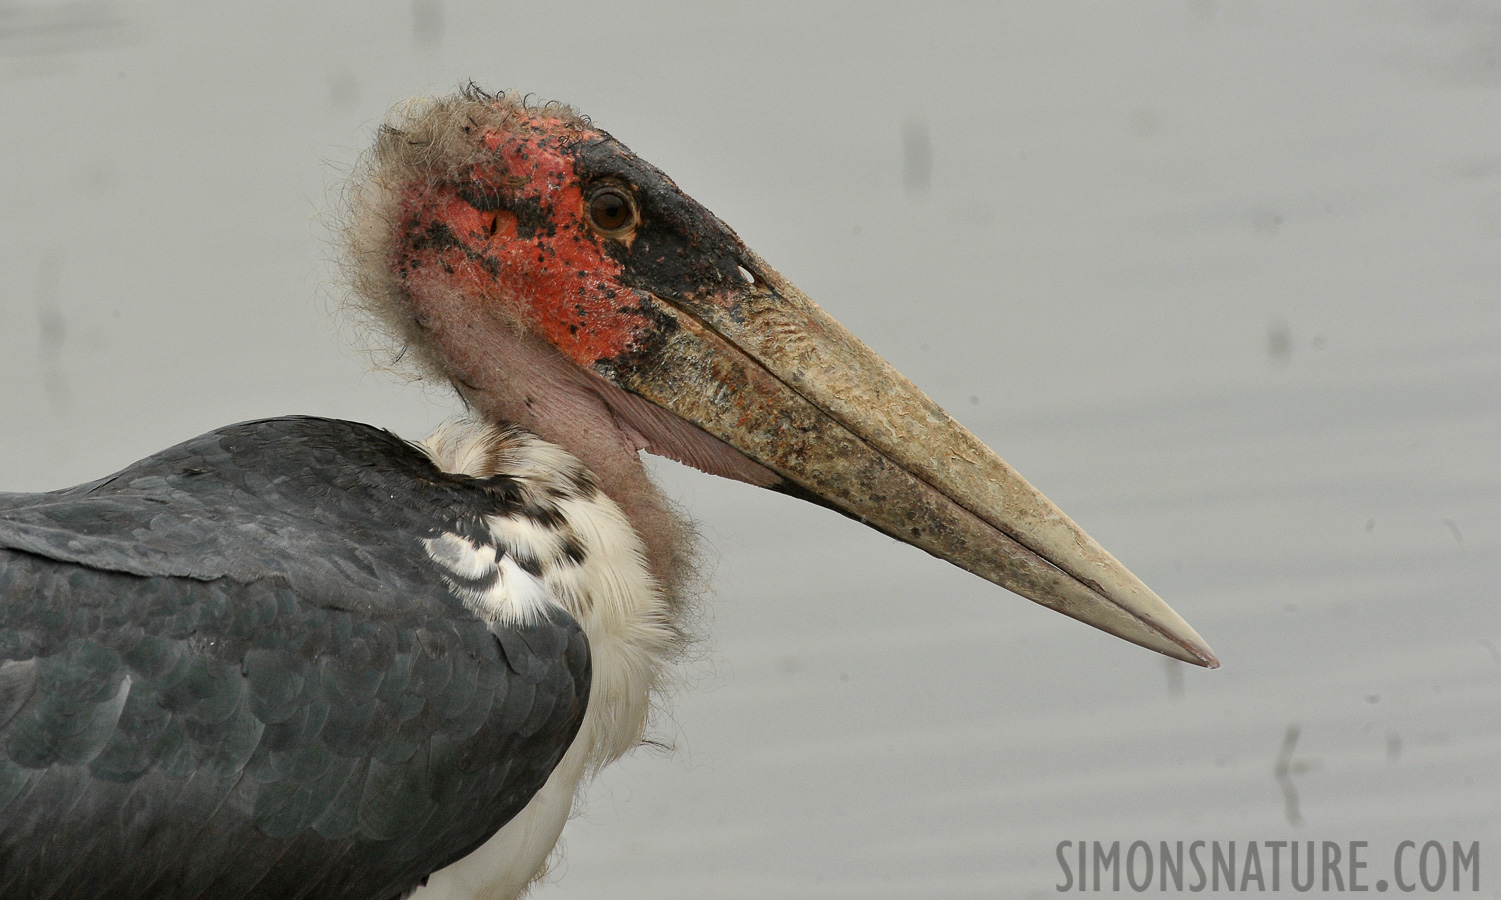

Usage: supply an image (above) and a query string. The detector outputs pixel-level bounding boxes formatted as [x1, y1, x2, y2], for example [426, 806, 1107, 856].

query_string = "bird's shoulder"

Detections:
[0, 416, 594, 899]
[0, 417, 526, 596]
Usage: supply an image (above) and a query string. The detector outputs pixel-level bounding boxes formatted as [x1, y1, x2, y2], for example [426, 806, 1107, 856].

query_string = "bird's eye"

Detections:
[586, 186, 637, 237]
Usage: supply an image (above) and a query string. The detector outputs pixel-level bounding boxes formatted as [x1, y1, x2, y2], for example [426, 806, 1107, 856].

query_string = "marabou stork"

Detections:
[0, 88, 1217, 899]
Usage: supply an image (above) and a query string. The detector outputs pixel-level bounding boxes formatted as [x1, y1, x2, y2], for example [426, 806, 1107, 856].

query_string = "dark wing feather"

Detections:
[0, 418, 591, 900]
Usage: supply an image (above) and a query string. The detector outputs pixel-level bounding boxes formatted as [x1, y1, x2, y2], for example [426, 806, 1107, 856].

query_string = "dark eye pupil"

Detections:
[589, 190, 631, 231]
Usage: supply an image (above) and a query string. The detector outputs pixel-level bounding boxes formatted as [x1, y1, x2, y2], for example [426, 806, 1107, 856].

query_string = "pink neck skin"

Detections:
[405, 272, 777, 593]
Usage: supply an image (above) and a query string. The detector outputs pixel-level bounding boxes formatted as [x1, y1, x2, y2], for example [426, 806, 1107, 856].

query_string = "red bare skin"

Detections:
[386, 111, 768, 591]
[395, 115, 659, 369]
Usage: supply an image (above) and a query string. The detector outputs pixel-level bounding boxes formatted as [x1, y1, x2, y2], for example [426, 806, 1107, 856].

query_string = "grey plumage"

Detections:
[0, 417, 591, 900]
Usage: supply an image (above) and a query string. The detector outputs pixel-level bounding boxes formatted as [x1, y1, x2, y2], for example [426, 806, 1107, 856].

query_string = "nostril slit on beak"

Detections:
[737, 264, 759, 287]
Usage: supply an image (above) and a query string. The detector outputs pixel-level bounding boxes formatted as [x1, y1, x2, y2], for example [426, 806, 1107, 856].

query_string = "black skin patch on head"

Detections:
[455, 182, 555, 240]
[409, 220, 462, 253]
[570, 136, 748, 304]
[592, 294, 681, 380]
[403, 219, 501, 279]
[455, 181, 504, 213]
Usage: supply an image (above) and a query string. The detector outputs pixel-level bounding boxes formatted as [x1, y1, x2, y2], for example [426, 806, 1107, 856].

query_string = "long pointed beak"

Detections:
[601, 253, 1218, 668]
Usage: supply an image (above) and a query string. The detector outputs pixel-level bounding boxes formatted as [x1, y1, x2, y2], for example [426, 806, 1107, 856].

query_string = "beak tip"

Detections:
[1159, 621, 1219, 669]
[1188, 644, 1221, 670]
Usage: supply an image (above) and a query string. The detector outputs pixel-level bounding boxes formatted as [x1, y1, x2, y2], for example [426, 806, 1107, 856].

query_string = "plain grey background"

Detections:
[2, 2, 1497, 897]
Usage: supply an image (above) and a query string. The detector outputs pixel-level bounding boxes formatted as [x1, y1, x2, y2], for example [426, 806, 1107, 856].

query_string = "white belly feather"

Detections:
[411, 422, 678, 899]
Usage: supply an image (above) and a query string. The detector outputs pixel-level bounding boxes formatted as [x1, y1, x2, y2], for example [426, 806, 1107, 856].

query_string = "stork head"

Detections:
[344, 87, 1217, 668]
